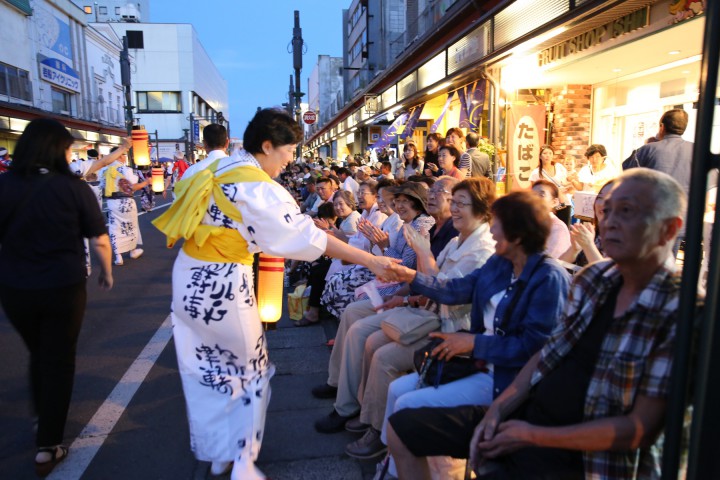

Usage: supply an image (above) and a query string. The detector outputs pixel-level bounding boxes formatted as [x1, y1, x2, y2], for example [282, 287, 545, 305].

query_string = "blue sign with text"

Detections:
[40, 58, 80, 92]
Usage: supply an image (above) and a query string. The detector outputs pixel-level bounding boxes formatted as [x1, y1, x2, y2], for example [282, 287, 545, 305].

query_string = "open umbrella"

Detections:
[158, 157, 174, 163]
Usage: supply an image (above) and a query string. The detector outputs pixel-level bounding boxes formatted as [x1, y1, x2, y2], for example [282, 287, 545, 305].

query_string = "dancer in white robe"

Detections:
[98, 147, 150, 265]
[70, 141, 131, 274]
[153, 112, 399, 480]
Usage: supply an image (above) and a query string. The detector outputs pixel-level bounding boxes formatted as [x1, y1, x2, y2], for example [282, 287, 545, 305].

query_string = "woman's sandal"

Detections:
[35, 445, 68, 477]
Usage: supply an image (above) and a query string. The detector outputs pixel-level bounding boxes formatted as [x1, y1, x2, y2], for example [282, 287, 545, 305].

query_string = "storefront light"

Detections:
[9, 118, 29, 134]
[501, 54, 541, 92]
[511, 26, 567, 55]
[428, 82, 451, 95]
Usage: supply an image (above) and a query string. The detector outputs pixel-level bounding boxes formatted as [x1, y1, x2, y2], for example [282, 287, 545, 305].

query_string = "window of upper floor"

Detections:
[137, 91, 182, 113]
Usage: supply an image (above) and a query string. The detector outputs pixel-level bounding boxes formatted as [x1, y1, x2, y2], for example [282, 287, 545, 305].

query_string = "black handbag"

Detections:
[413, 256, 546, 388]
[413, 335, 487, 388]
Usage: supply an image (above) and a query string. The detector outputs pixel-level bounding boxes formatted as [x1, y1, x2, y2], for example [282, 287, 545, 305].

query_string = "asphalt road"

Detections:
[0, 197, 378, 480]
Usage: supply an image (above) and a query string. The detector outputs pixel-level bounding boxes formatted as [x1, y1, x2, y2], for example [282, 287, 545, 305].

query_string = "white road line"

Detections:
[48, 316, 173, 480]
[137, 201, 172, 216]
[103, 200, 172, 216]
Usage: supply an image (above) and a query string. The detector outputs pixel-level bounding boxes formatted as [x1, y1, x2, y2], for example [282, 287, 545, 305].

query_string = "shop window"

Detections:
[137, 91, 182, 113]
[51, 88, 72, 115]
[127, 30, 144, 49]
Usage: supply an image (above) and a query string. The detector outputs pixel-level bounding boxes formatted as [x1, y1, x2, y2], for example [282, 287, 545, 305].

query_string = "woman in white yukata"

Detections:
[69, 140, 131, 275]
[153, 109, 398, 480]
[98, 146, 151, 265]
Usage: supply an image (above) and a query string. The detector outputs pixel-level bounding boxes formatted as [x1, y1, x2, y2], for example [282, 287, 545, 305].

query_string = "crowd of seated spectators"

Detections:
[274, 125, 691, 480]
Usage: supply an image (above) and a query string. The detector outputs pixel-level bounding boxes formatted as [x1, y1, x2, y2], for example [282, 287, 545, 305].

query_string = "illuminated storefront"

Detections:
[498, 0, 704, 190]
[306, 0, 707, 189]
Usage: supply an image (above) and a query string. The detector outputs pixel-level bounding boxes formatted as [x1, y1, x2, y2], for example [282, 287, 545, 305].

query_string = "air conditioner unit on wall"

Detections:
[119, 4, 141, 22]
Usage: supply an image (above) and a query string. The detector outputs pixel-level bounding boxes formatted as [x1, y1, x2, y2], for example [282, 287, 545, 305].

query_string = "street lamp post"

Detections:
[291, 10, 305, 161]
[188, 112, 195, 163]
[120, 35, 135, 166]
[182, 128, 190, 160]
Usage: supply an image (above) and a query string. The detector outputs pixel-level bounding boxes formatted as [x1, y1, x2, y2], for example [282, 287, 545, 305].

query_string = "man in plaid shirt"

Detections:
[387, 168, 686, 479]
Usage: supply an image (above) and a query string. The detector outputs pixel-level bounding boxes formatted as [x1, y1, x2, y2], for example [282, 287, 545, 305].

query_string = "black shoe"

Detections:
[315, 410, 357, 434]
[311, 383, 338, 399]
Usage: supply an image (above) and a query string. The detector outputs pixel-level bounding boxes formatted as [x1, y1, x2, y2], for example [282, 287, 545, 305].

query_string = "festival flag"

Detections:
[399, 104, 425, 140]
[371, 112, 410, 150]
[430, 92, 454, 133]
[470, 80, 487, 131]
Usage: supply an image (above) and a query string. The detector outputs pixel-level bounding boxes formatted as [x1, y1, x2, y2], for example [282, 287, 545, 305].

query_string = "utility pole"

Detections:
[287, 75, 294, 116]
[291, 10, 304, 160]
[120, 35, 134, 165]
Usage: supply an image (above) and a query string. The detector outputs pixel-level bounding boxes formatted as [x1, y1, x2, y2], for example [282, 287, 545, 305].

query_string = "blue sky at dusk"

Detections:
[151, 0, 348, 138]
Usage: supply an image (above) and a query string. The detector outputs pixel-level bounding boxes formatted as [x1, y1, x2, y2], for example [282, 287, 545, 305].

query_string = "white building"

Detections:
[77, 1, 150, 23]
[108, 22, 229, 161]
[0, 0, 126, 158]
[306, 55, 343, 137]
[85, 22, 126, 150]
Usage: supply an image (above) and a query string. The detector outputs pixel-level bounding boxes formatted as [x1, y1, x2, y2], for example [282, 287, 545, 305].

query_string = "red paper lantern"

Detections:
[257, 254, 285, 324]
[131, 125, 150, 166]
[151, 166, 164, 193]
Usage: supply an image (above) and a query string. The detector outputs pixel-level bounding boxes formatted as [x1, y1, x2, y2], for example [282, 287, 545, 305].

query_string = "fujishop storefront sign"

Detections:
[40, 58, 81, 92]
[538, 6, 649, 67]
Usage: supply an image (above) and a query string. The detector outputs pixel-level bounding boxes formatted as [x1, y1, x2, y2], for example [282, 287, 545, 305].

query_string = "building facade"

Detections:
[108, 22, 228, 162]
[306, 55, 344, 157]
[0, 0, 126, 159]
[306, 0, 707, 192]
[77, 0, 150, 23]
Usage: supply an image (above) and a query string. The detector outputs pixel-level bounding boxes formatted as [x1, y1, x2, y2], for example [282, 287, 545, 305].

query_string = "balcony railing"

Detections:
[87, 100, 124, 128]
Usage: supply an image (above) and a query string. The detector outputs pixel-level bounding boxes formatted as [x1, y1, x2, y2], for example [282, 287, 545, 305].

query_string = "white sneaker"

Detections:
[114, 255, 124, 266]
[210, 461, 232, 476]
[129, 248, 144, 259]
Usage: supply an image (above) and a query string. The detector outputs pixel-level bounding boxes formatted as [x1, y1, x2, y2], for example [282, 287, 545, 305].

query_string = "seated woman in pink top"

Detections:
[437, 145, 465, 180]
[531, 179, 571, 259]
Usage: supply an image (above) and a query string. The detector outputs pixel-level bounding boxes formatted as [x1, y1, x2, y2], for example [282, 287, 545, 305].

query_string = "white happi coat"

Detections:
[99, 161, 142, 254]
[171, 150, 326, 479]
[70, 159, 104, 275]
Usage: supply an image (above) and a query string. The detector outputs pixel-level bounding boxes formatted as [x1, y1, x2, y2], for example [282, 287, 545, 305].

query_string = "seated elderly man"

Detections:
[308, 176, 338, 218]
[387, 168, 686, 480]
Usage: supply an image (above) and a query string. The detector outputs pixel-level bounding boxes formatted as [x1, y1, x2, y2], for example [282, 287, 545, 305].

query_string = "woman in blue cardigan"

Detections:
[377, 191, 571, 477]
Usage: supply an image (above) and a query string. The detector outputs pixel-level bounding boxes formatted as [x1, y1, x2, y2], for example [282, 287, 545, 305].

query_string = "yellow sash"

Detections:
[104, 164, 121, 196]
[152, 159, 273, 265]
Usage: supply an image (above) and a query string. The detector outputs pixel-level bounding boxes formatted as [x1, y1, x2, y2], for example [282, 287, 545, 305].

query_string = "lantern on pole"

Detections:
[131, 125, 151, 166]
[257, 253, 285, 324]
[151, 166, 164, 193]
